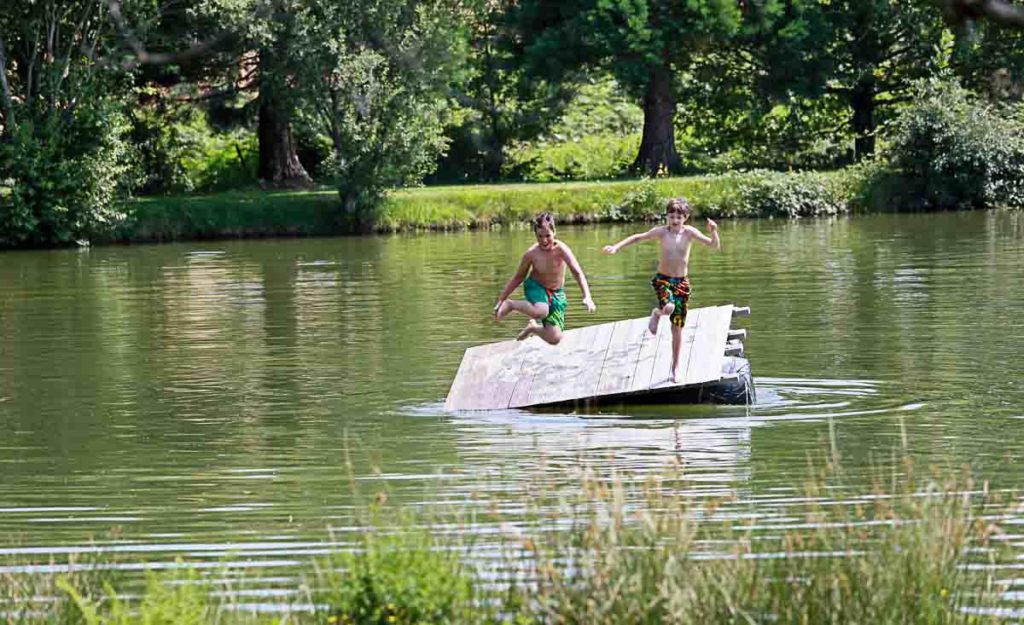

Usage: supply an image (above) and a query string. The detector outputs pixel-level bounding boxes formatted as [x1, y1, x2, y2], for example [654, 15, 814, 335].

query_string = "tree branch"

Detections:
[940, 0, 1024, 29]
[106, 0, 232, 69]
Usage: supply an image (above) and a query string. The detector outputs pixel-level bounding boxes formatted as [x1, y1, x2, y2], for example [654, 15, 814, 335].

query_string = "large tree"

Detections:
[676, 0, 843, 169]
[126, 0, 313, 188]
[434, 0, 575, 182]
[813, 0, 945, 159]
[253, 1, 312, 187]
[689, 0, 946, 162]
[512, 0, 741, 175]
[290, 0, 466, 230]
[940, 0, 1024, 29]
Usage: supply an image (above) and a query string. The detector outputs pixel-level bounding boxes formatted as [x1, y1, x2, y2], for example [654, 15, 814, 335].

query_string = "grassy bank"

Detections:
[1, 454, 1010, 624]
[113, 169, 859, 243]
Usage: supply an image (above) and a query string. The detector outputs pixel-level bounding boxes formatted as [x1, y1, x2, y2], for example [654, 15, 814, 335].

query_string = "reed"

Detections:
[0, 454, 1008, 624]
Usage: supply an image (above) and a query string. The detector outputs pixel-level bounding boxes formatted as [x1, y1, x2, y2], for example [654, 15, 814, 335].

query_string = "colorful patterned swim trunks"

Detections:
[651, 273, 691, 327]
[524, 276, 567, 330]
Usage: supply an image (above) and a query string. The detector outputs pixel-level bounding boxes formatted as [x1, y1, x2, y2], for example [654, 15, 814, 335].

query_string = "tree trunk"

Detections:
[0, 37, 15, 132]
[851, 79, 876, 161]
[633, 64, 682, 175]
[257, 49, 312, 189]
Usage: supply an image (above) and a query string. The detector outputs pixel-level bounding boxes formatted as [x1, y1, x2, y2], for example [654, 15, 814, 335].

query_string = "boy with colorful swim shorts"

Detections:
[602, 198, 720, 383]
[494, 213, 596, 345]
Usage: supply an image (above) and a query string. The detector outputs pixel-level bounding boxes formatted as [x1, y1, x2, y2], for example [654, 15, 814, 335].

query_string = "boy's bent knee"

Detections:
[541, 326, 562, 345]
[661, 302, 675, 315]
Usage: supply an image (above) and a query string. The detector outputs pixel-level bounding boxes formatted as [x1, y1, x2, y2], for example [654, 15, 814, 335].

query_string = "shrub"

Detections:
[509, 134, 639, 182]
[129, 95, 204, 194]
[869, 78, 1024, 211]
[314, 528, 476, 625]
[181, 131, 258, 193]
[501, 76, 642, 183]
[130, 98, 258, 195]
[60, 567, 215, 625]
[0, 98, 133, 247]
[697, 169, 849, 218]
[610, 176, 661, 221]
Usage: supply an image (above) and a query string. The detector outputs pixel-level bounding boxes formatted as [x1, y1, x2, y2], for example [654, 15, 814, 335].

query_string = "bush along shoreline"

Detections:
[8, 79, 1024, 248]
[108, 171, 853, 244]
[100, 79, 1024, 244]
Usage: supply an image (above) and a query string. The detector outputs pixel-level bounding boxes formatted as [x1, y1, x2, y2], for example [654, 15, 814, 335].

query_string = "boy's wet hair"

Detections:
[666, 198, 691, 217]
[532, 212, 555, 231]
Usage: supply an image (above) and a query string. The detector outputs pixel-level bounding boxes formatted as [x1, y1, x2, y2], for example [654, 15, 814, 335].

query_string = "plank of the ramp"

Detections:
[444, 342, 503, 410]
[596, 318, 649, 396]
[491, 340, 538, 407]
[682, 305, 734, 386]
[650, 308, 702, 389]
[629, 315, 664, 392]
[445, 338, 537, 410]
[515, 322, 615, 407]
[512, 324, 592, 407]
[507, 338, 549, 408]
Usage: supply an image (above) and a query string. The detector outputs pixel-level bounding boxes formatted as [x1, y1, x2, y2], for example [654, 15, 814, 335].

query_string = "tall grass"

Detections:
[518, 457, 1005, 624]
[0, 454, 1010, 624]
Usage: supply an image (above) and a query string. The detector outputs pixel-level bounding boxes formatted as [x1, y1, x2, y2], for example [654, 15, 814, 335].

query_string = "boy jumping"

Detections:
[494, 213, 596, 345]
[602, 198, 720, 382]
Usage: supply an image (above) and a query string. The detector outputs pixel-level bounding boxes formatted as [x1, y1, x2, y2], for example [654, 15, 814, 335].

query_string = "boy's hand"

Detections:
[583, 297, 596, 312]
[493, 299, 506, 320]
[601, 245, 617, 255]
[707, 218, 718, 232]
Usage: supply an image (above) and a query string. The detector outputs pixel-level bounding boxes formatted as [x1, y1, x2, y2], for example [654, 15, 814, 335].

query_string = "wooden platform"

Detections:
[445, 304, 750, 411]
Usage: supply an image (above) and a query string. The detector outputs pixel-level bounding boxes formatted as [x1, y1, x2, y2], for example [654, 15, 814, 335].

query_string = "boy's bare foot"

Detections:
[648, 308, 660, 335]
[516, 319, 540, 340]
[495, 300, 513, 321]
[671, 367, 682, 383]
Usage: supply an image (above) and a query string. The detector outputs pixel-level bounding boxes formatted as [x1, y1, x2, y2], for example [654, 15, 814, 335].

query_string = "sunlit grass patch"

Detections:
[121, 170, 857, 242]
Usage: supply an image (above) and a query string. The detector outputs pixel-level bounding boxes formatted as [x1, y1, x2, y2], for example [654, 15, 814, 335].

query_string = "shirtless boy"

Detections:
[602, 198, 720, 382]
[494, 213, 596, 345]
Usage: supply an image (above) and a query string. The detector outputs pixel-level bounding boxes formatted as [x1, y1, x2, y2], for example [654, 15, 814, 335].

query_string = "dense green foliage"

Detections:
[315, 528, 476, 625]
[5, 0, 1024, 246]
[0, 95, 132, 247]
[284, 0, 467, 231]
[129, 99, 259, 194]
[0, 0, 136, 247]
[865, 78, 1024, 211]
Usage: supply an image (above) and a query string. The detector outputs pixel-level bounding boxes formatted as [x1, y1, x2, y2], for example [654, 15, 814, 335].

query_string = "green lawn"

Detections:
[117, 170, 853, 243]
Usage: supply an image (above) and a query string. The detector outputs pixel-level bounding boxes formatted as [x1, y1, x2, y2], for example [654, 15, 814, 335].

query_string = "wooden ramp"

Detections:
[445, 304, 750, 411]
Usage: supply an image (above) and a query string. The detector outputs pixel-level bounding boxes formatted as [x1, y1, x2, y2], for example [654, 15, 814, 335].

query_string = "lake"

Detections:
[1, 211, 1022, 604]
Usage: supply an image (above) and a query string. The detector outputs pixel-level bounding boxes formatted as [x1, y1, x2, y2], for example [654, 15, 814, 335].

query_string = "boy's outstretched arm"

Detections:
[560, 243, 596, 312]
[602, 227, 660, 254]
[494, 253, 532, 318]
[688, 219, 721, 250]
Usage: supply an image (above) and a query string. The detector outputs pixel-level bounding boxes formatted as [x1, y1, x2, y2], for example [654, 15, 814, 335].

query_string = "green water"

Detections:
[1, 211, 1023, 598]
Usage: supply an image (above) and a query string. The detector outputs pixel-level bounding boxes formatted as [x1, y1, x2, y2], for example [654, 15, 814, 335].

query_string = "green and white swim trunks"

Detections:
[524, 276, 567, 330]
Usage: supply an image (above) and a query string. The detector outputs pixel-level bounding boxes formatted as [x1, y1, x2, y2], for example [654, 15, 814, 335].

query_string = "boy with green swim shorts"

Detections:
[494, 213, 596, 345]
[602, 198, 721, 382]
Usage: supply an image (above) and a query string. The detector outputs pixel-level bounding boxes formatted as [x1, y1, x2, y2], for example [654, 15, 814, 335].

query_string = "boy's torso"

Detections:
[656, 227, 693, 278]
[527, 243, 566, 289]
